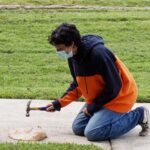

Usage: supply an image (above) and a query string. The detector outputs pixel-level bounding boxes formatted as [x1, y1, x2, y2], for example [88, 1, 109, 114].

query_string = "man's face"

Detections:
[54, 44, 74, 59]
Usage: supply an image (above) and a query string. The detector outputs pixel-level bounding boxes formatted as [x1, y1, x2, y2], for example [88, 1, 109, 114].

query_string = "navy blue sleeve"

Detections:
[87, 45, 122, 115]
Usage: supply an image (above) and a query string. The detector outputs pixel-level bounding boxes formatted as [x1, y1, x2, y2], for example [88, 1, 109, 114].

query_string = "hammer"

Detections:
[26, 100, 48, 117]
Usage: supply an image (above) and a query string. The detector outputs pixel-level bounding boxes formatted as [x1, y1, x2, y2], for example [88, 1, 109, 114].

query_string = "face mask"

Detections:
[57, 50, 73, 59]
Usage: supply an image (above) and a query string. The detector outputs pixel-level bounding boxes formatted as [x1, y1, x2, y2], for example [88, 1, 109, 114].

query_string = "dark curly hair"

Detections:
[48, 23, 82, 47]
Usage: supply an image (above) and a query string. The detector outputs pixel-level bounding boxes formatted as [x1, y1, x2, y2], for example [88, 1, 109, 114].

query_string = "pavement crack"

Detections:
[109, 140, 113, 150]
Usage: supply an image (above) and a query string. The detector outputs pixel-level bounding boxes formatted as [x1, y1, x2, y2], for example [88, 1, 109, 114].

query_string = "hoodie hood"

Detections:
[73, 35, 104, 63]
[82, 35, 104, 50]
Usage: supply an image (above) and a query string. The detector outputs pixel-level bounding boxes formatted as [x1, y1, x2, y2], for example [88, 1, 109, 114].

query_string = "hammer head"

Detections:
[26, 100, 32, 117]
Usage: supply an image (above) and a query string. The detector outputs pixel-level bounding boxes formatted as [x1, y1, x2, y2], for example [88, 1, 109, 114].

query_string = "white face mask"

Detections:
[57, 50, 73, 59]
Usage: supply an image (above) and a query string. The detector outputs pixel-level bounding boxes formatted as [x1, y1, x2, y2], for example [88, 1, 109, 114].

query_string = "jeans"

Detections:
[72, 104, 144, 141]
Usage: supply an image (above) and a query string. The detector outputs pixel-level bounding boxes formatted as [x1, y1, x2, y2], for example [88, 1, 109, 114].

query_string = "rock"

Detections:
[8, 126, 47, 141]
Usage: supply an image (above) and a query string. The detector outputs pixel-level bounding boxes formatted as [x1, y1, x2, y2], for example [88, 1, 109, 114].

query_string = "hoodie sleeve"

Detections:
[87, 45, 122, 115]
[52, 59, 82, 111]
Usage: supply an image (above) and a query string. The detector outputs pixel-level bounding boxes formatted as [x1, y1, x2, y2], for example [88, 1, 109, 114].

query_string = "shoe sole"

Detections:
[139, 107, 150, 136]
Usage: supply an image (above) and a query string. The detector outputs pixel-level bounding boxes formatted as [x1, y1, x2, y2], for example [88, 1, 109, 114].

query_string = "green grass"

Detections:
[0, 9, 150, 102]
[0, 143, 102, 150]
[0, 0, 150, 7]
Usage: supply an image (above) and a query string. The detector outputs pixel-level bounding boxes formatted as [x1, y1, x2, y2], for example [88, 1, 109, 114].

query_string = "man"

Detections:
[46, 23, 149, 141]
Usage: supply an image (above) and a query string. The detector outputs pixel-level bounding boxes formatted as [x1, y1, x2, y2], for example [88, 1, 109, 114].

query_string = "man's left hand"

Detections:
[82, 107, 92, 117]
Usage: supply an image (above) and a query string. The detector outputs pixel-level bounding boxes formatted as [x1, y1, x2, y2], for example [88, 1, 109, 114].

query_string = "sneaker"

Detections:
[139, 107, 150, 136]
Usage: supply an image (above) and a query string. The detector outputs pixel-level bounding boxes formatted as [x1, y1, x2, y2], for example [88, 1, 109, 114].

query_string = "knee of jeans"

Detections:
[84, 128, 98, 141]
[84, 128, 108, 141]
[72, 122, 84, 136]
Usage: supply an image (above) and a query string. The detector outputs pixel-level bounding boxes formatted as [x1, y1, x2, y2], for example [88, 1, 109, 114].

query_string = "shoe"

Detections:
[139, 107, 150, 136]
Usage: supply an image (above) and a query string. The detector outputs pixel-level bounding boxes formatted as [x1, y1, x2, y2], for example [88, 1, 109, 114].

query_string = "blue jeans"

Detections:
[72, 104, 144, 141]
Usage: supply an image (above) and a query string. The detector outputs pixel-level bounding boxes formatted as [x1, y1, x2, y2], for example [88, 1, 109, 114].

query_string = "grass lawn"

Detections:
[0, 0, 150, 7]
[0, 143, 102, 150]
[0, 9, 150, 102]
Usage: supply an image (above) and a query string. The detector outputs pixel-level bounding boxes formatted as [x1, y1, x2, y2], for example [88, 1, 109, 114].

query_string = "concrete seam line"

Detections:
[109, 140, 113, 150]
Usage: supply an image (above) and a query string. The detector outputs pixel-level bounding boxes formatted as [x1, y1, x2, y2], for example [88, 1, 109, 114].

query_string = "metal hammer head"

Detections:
[26, 100, 32, 117]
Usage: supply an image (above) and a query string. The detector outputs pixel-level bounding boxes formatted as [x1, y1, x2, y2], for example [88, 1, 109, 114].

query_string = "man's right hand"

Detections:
[46, 103, 55, 112]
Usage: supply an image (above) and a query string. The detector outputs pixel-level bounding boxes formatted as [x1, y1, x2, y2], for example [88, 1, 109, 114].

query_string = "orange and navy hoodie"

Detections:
[52, 35, 138, 115]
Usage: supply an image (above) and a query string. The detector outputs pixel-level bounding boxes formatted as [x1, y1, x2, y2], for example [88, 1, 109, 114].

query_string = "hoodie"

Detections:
[52, 35, 138, 115]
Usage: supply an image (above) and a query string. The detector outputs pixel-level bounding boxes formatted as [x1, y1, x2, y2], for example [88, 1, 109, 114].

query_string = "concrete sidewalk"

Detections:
[0, 99, 150, 150]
